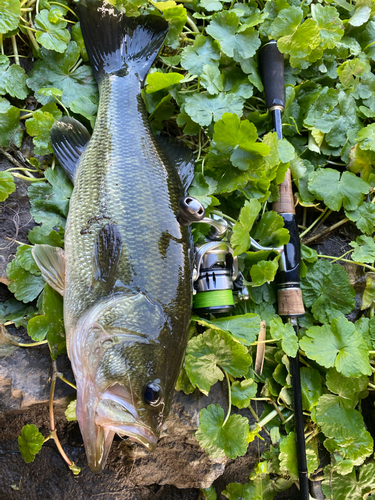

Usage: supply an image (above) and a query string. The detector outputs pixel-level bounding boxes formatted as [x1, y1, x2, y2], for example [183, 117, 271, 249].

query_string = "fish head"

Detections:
[70, 292, 181, 473]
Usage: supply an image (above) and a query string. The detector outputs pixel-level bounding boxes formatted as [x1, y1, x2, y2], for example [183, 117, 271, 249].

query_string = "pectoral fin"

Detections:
[92, 224, 123, 293]
[157, 136, 195, 193]
[50, 116, 91, 184]
[32, 244, 66, 295]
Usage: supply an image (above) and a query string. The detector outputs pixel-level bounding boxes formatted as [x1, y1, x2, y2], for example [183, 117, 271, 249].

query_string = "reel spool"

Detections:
[177, 196, 248, 315]
[192, 241, 237, 314]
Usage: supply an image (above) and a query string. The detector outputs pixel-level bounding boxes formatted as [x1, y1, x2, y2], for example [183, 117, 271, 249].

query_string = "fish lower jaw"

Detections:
[101, 421, 158, 452]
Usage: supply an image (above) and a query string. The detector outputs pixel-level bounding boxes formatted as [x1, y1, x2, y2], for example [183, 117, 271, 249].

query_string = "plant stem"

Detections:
[222, 370, 232, 426]
[299, 207, 328, 239]
[11, 36, 19, 65]
[56, 374, 77, 390]
[69, 58, 83, 74]
[49, 1, 79, 17]
[318, 254, 375, 273]
[186, 13, 200, 33]
[11, 172, 45, 182]
[6, 167, 38, 173]
[302, 217, 349, 246]
[49, 361, 77, 469]
[7, 338, 48, 347]
[368, 382, 375, 390]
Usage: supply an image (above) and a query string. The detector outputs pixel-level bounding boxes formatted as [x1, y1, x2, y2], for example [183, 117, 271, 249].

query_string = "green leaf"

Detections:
[346, 202, 375, 236]
[199, 0, 221, 12]
[16, 245, 41, 276]
[316, 394, 367, 441]
[301, 260, 355, 323]
[193, 313, 261, 345]
[356, 123, 375, 151]
[250, 259, 279, 287]
[350, 235, 375, 264]
[27, 283, 65, 359]
[213, 113, 270, 170]
[0, 98, 22, 147]
[28, 164, 73, 228]
[324, 431, 374, 475]
[145, 71, 183, 93]
[185, 330, 252, 395]
[34, 9, 70, 52]
[26, 42, 98, 120]
[25, 103, 62, 155]
[28, 224, 64, 247]
[71, 22, 88, 62]
[231, 199, 261, 256]
[349, 5, 371, 27]
[322, 463, 375, 500]
[184, 92, 244, 127]
[188, 172, 218, 208]
[196, 404, 250, 459]
[300, 367, 323, 412]
[325, 368, 368, 409]
[311, 4, 344, 50]
[308, 169, 370, 212]
[0, 56, 29, 99]
[206, 12, 261, 63]
[0, 299, 36, 328]
[0, 171, 16, 201]
[65, 400, 77, 421]
[270, 318, 298, 357]
[180, 35, 220, 75]
[231, 379, 257, 409]
[6, 259, 44, 303]
[362, 273, 375, 310]
[200, 64, 223, 95]
[270, 7, 321, 60]
[176, 367, 195, 395]
[252, 211, 290, 247]
[222, 482, 260, 500]
[279, 432, 318, 480]
[18, 424, 44, 463]
[0, 0, 20, 34]
[300, 317, 371, 377]
[162, 5, 187, 49]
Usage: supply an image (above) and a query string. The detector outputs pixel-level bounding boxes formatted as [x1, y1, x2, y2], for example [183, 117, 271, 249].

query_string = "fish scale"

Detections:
[32, 1, 192, 473]
[64, 73, 190, 343]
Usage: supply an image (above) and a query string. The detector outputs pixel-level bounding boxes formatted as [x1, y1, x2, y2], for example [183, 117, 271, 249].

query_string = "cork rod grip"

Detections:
[272, 168, 295, 215]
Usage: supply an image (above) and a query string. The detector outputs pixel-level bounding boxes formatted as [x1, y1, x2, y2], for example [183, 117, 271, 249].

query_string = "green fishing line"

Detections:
[193, 290, 234, 309]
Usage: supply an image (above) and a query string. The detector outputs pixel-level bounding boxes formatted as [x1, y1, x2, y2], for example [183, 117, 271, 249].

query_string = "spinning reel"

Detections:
[177, 197, 251, 315]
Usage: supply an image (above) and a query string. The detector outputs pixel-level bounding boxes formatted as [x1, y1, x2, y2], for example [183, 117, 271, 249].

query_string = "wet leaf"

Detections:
[196, 404, 250, 459]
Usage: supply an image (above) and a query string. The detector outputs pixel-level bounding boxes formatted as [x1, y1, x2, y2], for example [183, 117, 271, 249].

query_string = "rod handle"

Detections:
[259, 41, 285, 110]
[277, 288, 305, 317]
[273, 169, 295, 215]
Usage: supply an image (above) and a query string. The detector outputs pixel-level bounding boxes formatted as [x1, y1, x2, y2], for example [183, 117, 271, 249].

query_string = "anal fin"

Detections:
[92, 224, 123, 293]
[32, 245, 65, 295]
[50, 116, 91, 184]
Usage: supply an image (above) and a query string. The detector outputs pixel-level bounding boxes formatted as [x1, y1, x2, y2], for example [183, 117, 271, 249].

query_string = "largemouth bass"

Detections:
[32, 0, 193, 473]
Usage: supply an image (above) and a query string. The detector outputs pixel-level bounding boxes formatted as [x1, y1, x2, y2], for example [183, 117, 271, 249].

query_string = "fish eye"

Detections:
[143, 383, 162, 406]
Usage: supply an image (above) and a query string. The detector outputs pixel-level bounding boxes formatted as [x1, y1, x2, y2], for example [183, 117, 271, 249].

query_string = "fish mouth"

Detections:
[78, 384, 157, 473]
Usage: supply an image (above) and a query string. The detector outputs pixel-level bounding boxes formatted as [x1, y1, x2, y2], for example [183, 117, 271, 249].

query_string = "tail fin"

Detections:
[77, 0, 169, 84]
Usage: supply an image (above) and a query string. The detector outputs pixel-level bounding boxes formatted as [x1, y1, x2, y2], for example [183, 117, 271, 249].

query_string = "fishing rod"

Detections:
[259, 41, 309, 499]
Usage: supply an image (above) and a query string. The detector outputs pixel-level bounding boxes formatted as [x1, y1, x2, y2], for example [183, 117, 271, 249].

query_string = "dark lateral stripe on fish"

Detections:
[77, 0, 169, 84]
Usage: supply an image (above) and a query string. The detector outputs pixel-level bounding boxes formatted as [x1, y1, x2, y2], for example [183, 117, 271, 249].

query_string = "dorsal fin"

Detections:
[50, 116, 91, 184]
[32, 245, 66, 296]
[157, 136, 195, 194]
[92, 224, 123, 293]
